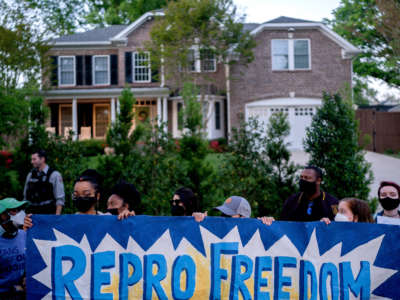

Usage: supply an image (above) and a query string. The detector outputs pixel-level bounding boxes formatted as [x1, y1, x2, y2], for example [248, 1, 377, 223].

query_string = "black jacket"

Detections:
[280, 191, 338, 221]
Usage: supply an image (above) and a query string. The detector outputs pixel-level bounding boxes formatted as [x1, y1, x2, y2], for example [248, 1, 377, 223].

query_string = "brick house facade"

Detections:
[42, 13, 359, 149]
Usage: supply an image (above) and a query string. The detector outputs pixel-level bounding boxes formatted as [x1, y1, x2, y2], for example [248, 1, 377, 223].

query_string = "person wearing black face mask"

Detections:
[279, 166, 339, 222]
[375, 181, 400, 223]
[107, 181, 141, 216]
[0, 200, 26, 299]
[171, 188, 197, 217]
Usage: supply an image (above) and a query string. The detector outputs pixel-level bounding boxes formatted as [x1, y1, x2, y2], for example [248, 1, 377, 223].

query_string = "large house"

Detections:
[43, 12, 360, 149]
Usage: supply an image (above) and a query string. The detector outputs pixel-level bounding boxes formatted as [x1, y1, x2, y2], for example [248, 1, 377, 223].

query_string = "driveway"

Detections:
[290, 150, 400, 199]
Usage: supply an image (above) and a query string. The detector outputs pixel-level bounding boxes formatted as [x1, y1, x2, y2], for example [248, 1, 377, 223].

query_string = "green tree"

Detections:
[0, 1, 49, 89]
[327, 0, 400, 87]
[147, 0, 256, 87]
[219, 117, 273, 217]
[86, 0, 169, 26]
[304, 92, 373, 200]
[264, 112, 299, 215]
[106, 88, 145, 156]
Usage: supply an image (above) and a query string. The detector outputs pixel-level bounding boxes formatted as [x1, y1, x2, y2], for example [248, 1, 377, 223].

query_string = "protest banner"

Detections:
[26, 215, 400, 299]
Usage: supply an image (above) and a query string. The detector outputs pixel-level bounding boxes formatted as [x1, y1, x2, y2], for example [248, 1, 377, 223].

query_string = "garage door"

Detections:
[245, 98, 321, 150]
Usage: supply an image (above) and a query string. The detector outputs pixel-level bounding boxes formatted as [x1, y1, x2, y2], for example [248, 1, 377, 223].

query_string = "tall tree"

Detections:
[328, 0, 400, 87]
[304, 93, 373, 200]
[86, 0, 169, 26]
[147, 0, 256, 88]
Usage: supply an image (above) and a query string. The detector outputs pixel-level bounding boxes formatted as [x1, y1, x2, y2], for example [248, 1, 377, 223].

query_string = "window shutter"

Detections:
[84, 55, 92, 85]
[110, 54, 118, 85]
[151, 67, 159, 83]
[50, 56, 58, 86]
[76, 56, 83, 85]
[125, 52, 132, 83]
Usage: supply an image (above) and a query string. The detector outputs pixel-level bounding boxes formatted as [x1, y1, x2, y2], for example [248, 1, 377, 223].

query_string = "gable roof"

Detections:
[251, 16, 361, 57]
[265, 16, 315, 24]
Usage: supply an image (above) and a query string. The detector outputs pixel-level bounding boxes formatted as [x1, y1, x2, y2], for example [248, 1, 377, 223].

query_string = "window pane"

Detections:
[60, 106, 72, 136]
[94, 56, 109, 84]
[294, 40, 309, 69]
[133, 52, 150, 81]
[95, 106, 109, 137]
[215, 102, 221, 130]
[177, 102, 183, 130]
[200, 49, 216, 72]
[60, 57, 74, 84]
[272, 40, 288, 70]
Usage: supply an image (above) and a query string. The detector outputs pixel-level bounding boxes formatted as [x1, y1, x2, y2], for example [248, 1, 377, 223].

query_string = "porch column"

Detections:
[111, 97, 116, 124]
[163, 97, 168, 132]
[72, 97, 78, 141]
[157, 97, 162, 127]
[116, 99, 120, 115]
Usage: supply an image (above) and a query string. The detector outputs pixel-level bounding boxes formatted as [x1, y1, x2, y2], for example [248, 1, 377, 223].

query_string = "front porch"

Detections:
[44, 87, 170, 140]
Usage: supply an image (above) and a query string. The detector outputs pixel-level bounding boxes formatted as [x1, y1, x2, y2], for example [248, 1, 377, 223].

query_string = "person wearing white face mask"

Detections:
[321, 198, 374, 224]
[0, 200, 27, 299]
[0, 198, 28, 229]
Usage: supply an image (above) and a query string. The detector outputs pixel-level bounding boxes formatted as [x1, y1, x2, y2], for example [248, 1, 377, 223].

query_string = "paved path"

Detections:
[290, 150, 400, 199]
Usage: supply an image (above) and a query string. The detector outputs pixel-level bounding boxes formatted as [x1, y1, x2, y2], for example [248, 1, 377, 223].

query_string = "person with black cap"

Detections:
[107, 180, 141, 216]
[192, 196, 251, 222]
[0, 199, 27, 299]
[375, 181, 400, 223]
[170, 187, 197, 216]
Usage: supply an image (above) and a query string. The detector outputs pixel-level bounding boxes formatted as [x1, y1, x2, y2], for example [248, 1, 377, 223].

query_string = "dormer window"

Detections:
[93, 55, 110, 85]
[271, 39, 310, 70]
[59, 56, 75, 86]
[133, 52, 151, 82]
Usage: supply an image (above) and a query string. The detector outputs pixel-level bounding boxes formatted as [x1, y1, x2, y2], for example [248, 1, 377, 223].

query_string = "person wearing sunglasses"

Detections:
[170, 187, 197, 217]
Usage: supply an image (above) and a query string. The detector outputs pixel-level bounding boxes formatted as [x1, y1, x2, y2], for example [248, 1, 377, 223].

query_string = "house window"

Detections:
[200, 49, 216, 72]
[183, 47, 216, 72]
[59, 56, 75, 86]
[93, 104, 110, 138]
[133, 52, 151, 82]
[271, 39, 310, 70]
[59, 104, 72, 136]
[177, 102, 183, 130]
[93, 55, 110, 85]
[215, 101, 221, 130]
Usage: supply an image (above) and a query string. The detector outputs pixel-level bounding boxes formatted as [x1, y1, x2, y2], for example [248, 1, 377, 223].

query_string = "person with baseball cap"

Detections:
[1, 198, 29, 229]
[0, 199, 27, 299]
[192, 196, 251, 222]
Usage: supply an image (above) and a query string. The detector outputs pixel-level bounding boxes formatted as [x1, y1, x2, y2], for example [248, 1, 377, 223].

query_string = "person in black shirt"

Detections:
[259, 166, 338, 225]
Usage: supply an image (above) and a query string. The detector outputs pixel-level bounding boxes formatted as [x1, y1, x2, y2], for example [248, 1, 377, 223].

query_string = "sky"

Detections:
[233, 0, 341, 23]
[233, 0, 400, 101]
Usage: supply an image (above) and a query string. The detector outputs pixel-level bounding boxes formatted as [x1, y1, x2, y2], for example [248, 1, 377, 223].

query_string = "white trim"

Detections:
[246, 97, 322, 107]
[111, 11, 164, 41]
[92, 55, 110, 86]
[251, 22, 361, 57]
[72, 97, 78, 141]
[58, 56, 76, 87]
[44, 87, 170, 99]
[271, 39, 311, 71]
[53, 41, 112, 46]
[132, 51, 151, 83]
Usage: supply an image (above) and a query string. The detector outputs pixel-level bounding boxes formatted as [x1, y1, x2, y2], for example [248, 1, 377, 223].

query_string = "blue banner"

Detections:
[26, 215, 400, 299]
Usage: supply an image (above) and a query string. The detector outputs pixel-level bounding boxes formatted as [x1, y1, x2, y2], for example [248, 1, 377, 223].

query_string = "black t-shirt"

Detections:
[280, 191, 338, 222]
